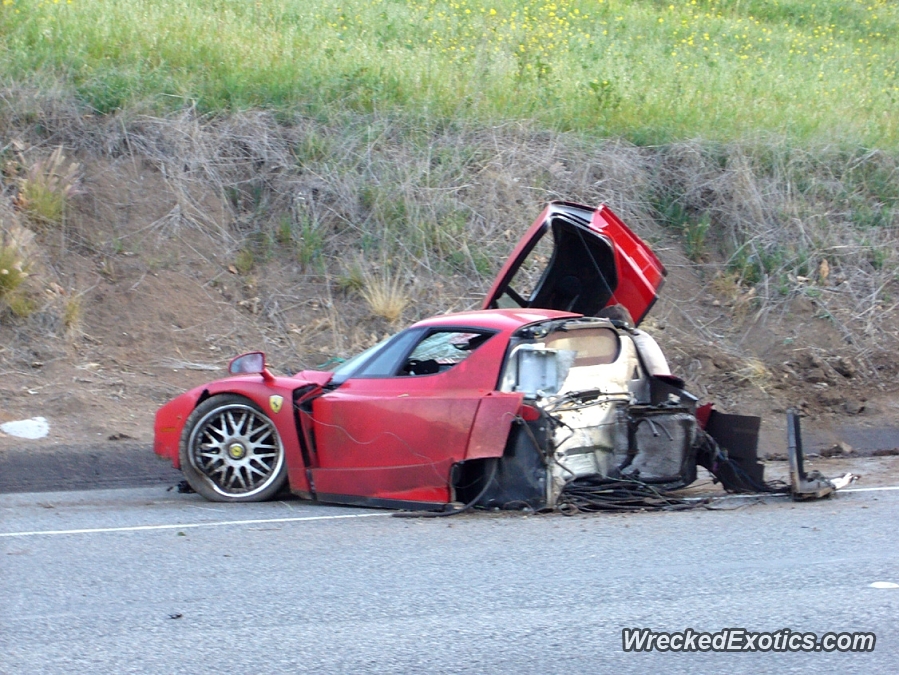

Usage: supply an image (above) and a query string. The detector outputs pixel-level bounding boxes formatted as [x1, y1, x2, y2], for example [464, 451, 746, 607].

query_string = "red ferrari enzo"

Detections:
[154, 201, 790, 509]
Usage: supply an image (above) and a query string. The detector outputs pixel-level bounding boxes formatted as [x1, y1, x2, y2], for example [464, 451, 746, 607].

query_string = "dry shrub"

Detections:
[233, 249, 255, 275]
[0, 242, 32, 317]
[15, 146, 80, 226]
[0, 244, 27, 295]
[734, 358, 771, 391]
[649, 140, 899, 349]
[63, 293, 83, 337]
[360, 266, 409, 323]
[103, 113, 899, 356]
[336, 260, 365, 294]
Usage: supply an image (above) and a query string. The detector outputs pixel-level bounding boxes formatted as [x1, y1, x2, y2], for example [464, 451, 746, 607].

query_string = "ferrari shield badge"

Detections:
[269, 395, 283, 414]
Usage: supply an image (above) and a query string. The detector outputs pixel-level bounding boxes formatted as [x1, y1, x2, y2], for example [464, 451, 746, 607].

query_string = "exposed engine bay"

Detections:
[455, 317, 855, 512]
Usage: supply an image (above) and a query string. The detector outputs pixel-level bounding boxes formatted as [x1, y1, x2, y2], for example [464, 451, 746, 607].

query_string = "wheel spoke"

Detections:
[247, 425, 271, 443]
[205, 418, 227, 442]
[208, 461, 228, 478]
[245, 415, 260, 435]
[237, 411, 250, 435]
[251, 450, 277, 458]
[225, 411, 238, 436]
[248, 457, 271, 474]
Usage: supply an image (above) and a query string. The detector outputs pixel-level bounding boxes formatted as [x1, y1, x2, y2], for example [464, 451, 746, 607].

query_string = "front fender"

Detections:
[153, 375, 322, 494]
[154, 388, 204, 469]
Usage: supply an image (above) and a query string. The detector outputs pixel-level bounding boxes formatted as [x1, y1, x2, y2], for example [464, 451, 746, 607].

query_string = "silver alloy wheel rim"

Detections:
[188, 403, 284, 498]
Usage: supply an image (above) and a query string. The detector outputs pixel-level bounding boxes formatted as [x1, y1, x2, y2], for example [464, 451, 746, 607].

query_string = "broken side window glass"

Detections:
[399, 330, 494, 376]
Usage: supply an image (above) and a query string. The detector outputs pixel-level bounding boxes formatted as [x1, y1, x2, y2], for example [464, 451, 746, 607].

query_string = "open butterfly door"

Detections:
[482, 202, 666, 326]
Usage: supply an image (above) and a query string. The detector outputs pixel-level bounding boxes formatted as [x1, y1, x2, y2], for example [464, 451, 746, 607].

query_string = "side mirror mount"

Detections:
[228, 352, 274, 383]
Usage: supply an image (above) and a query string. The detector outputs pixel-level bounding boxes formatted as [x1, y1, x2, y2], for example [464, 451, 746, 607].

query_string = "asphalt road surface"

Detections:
[2, 481, 898, 674]
[0, 443, 182, 493]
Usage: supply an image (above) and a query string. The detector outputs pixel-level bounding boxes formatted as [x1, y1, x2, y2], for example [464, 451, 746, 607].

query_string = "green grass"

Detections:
[1, 0, 897, 146]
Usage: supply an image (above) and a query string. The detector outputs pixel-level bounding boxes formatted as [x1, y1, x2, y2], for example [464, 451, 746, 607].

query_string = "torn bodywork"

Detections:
[459, 316, 701, 510]
[460, 318, 853, 511]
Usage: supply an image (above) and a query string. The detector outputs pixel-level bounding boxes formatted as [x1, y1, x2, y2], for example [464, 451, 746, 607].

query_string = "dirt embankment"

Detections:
[1, 103, 898, 456]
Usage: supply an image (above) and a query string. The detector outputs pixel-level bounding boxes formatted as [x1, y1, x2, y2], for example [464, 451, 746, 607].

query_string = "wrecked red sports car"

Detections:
[154, 201, 847, 509]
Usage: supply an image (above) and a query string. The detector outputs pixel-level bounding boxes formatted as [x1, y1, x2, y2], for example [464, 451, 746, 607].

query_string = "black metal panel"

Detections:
[314, 493, 448, 511]
[787, 409, 836, 500]
[649, 375, 697, 408]
[705, 410, 765, 489]
[461, 421, 548, 510]
[621, 409, 697, 489]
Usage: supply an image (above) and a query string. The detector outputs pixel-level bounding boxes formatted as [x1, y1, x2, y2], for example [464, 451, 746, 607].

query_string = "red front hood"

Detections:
[295, 370, 334, 386]
[482, 201, 666, 326]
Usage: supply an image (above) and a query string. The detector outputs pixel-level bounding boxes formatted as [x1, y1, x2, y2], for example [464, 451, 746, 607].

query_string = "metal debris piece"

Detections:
[787, 409, 858, 500]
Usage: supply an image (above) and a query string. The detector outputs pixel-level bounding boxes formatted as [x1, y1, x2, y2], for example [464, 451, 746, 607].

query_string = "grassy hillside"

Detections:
[2, 0, 897, 146]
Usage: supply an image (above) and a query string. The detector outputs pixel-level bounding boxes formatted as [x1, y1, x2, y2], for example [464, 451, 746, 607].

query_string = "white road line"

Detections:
[675, 484, 899, 503]
[842, 485, 899, 493]
[0, 512, 391, 538]
[4, 485, 897, 538]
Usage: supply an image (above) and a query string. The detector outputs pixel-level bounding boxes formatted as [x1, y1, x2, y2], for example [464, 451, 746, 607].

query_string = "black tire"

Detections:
[179, 394, 287, 502]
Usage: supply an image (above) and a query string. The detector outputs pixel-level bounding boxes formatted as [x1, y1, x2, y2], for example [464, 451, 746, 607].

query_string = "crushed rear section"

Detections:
[452, 317, 855, 512]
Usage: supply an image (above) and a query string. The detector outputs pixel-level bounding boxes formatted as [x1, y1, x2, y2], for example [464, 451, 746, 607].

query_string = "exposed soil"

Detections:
[1, 120, 898, 486]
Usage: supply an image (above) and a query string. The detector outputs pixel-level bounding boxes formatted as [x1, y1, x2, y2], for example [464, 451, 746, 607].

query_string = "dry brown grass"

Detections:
[62, 293, 83, 337]
[650, 141, 899, 346]
[15, 146, 80, 227]
[734, 358, 772, 392]
[360, 266, 409, 324]
[0, 244, 27, 296]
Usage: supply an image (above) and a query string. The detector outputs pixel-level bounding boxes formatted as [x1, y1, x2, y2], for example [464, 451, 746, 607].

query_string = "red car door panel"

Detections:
[309, 338, 506, 503]
[592, 205, 666, 325]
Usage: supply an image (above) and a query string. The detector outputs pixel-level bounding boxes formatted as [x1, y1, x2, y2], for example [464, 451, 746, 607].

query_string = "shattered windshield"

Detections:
[407, 331, 487, 364]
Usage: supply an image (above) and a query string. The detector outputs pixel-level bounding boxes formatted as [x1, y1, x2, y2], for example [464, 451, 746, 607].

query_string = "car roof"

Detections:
[410, 308, 581, 333]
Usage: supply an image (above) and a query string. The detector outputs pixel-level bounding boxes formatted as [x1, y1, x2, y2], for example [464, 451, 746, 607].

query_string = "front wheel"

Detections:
[179, 394, 287, 502]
